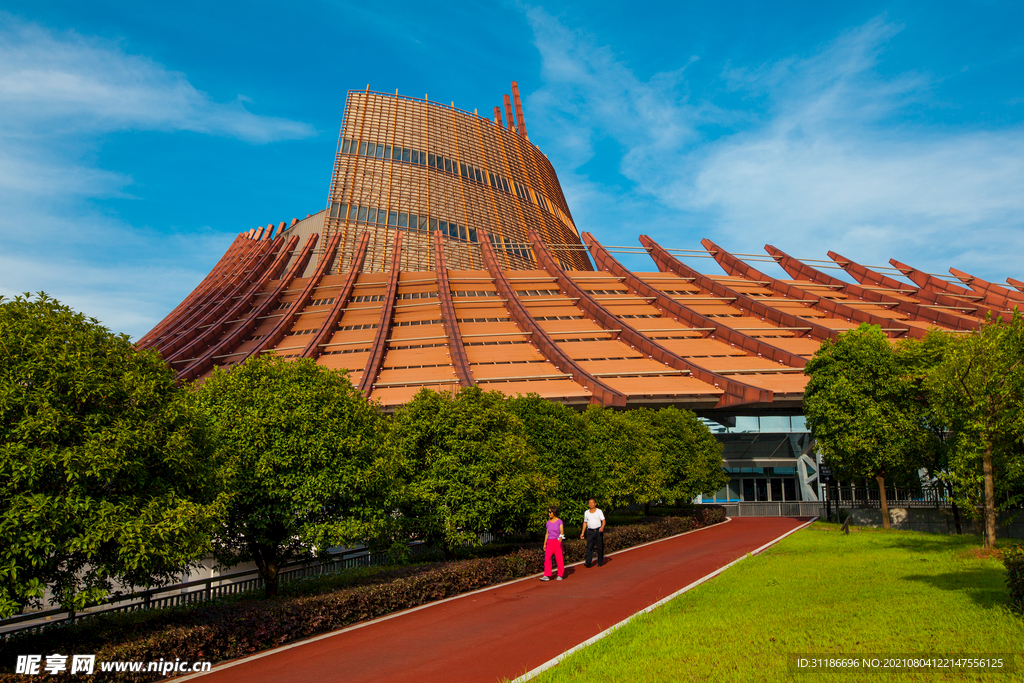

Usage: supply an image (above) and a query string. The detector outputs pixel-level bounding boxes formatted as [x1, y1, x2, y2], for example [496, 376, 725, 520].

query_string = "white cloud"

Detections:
[0, 16, 315, 142]
[526, 12, 1024, 282]
[0, 15, 316, 339]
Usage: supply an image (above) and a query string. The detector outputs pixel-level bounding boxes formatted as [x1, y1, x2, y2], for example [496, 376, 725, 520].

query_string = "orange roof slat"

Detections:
[602, 375, 722, 396]
[763, 337, 823, 356]
[737, 374, 809, 394]
[376, 366, 458, 384]
[383, 347, 453, 367]
[578, 358, 678, 375]
[693, 356, 796, 372]
[474, 379, 592, 400]
[469, 361, 557, 379]
[559, 341, 644, 358]
[656, 338, 747, 357]
[465, 344, 545, 363]
[317, 353, 371, 373]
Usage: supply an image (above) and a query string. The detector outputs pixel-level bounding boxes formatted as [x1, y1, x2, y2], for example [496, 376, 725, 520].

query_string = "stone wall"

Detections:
[845, 507, 1024, 538]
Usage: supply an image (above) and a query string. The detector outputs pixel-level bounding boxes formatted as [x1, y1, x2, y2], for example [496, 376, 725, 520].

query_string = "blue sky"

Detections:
[1, 1, 1022, 339]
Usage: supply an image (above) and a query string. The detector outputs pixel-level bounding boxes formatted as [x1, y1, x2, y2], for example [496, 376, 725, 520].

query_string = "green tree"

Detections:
[582, 406, 665, 511]
[804, 323, 924, 528]
[390, 387, 551, 553]
[632, 407, 726, 507]
[0, 294, 218, 618]
[925, 313, 1024, 548]
[193, 354, 394, 596]
[900, 333, 964, 533]
[507, 394, 594, 523]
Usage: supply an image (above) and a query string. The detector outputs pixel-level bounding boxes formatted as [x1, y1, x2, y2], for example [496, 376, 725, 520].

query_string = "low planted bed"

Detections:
[0, 508, 724, 682]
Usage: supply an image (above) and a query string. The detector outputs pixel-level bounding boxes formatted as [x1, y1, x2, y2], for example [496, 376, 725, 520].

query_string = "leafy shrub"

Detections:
[1005, 543, 1024, 612]
[0, 509, 724, 682]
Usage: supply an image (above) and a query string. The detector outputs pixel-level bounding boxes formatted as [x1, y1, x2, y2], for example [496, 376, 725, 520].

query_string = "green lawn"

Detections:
[531, 523, 1024, 683]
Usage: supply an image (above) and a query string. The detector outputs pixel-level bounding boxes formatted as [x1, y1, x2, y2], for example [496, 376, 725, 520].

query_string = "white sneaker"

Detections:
[556, 576, 563, 581]
[540, 576, 551, 581]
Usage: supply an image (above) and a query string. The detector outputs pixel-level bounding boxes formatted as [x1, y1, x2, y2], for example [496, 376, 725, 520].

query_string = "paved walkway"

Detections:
[193, 517, 811, 683]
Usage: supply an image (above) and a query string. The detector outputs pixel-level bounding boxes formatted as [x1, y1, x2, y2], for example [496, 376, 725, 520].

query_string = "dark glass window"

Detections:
[420, 150, 426, 165]
[348, 205, 357, 219]
[366, 142, 376, 157]
[398, 212, 408, 228]
[502, 178, 510, 193]
[475, 168, 483, 183]
[756, 479, 768, 501]
[384, 145, 391, 159]
[428, 153, 435, 166]
[438, 220, 448, 233]
[342, 139, 350, 154]
[375, 145, 384, 159]
[388, 211, 397, 226]
[412, 150, 419, 164]
[784, 478, 797, 501]
[770, 479, 783, 501]
[377, 209, 387, 224]
[468, 227, 477, 243]
[429, 218, 438, 230]
[408, 213, 418, 229]
[357, 206, 367, 221]
[449, 224, 459, 239]
[402, 148, 410, 162]
[488, 173, 496, 187]
[359, 141, 367, 155]
[444, 158, 452, 173]
[742, 479, 755, 501]
[418, 215, 428, 230]
[458, 224, 467, 241]
[460, 163, 468, 178]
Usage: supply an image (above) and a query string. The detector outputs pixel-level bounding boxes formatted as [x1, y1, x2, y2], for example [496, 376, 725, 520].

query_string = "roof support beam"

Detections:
[704, 238, 917, 338]
[240, 235, 344, 362]
[358, 232, 403, 396]
[829, 251, 1009, 324]
[890, 258, 976, 297]
[1007, 277, 1024, 293]
[533, 231, 771, 409]
[585, 233, 806, 368]
[147, 236, 263, 353]
[161, 237, 283, 361]
[433, 232, 474, 388]
[640, 235, 838, 343]
[301, 232, 371, 361]
[766, 245, 978, 332]
[949, 267, 1024, 310]
[139, 235, 246, 349]
[178, 235, 303, 380]
[478, 229, 625, 407]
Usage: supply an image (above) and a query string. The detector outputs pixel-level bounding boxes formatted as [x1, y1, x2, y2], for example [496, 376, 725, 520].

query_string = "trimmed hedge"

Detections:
[0, 509, 724, 682]
[1006, 543, 1024, 613]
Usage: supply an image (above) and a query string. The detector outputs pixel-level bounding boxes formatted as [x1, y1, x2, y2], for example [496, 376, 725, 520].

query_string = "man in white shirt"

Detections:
[579, 498, 606, 567]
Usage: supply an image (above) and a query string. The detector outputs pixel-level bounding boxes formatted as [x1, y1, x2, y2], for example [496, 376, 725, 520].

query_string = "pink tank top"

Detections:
[546, 519, 561, 540]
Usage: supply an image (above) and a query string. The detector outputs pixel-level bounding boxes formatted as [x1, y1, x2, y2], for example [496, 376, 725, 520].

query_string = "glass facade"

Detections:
[321, 90, 589, 275]
[700, 415, 816, 503]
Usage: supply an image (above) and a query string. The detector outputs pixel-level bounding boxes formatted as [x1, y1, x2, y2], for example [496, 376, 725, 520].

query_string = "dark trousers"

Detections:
[585, 528, 604, 566]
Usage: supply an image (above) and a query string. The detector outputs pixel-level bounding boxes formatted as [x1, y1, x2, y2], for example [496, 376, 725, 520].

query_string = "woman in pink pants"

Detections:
[540, 506, 565, 581]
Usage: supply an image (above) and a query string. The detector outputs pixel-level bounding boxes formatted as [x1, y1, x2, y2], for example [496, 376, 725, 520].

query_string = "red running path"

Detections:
[190, 517, 810, 683]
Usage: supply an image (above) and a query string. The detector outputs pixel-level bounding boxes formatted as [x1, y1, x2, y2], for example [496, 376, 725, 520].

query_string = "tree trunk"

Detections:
[876, 474, 890, 529]
[982, 442, 997, 549]
[262, 562, 279, 597]
[250, 543, 281, 598]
